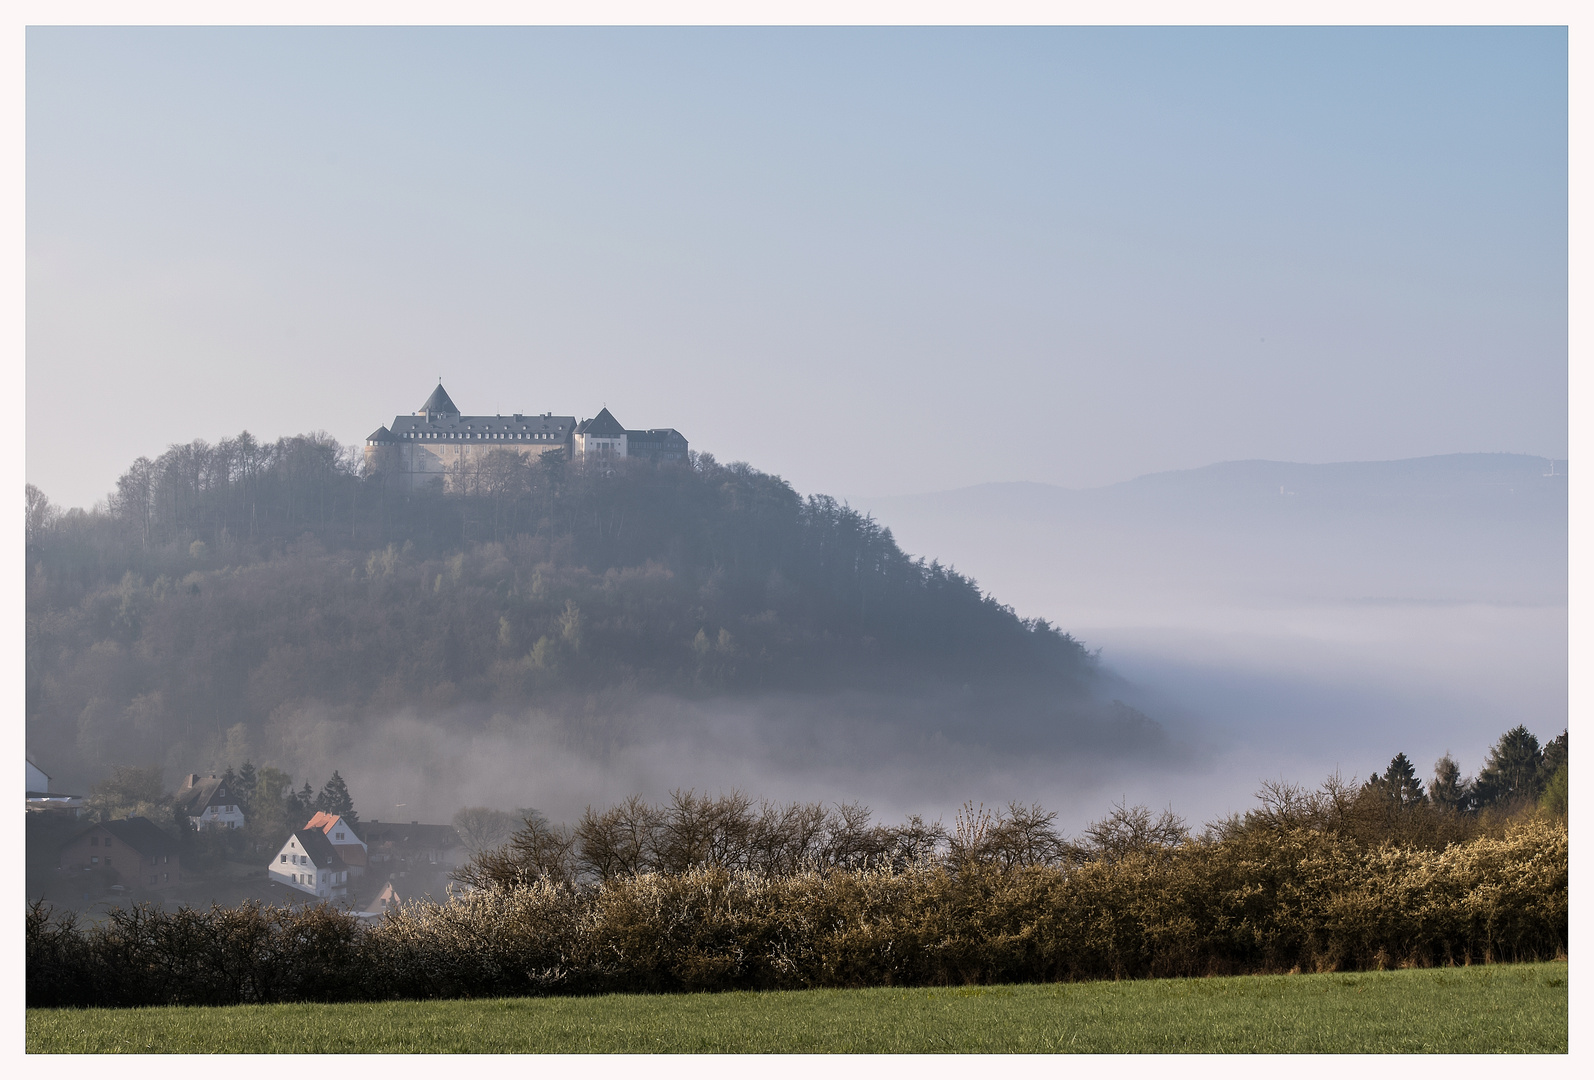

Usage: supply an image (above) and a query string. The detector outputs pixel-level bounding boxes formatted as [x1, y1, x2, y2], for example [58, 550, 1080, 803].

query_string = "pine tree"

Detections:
[1541, 729, 1568, 780]
[316, 770, 358, 824]
[236, 761, 258, 818]
[1473, 725, 1543, 809]
[287, 781, 315, 825]
[1430, 752, 1472, 812]
[1381, 752, 1426, 807]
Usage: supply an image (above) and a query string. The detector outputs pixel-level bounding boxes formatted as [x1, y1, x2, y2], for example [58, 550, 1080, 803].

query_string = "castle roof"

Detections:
[576, 408, 626, 437]
[386, 413, 575, 438]
[419, 383, 460, 417]
[367, 426, 394, 443]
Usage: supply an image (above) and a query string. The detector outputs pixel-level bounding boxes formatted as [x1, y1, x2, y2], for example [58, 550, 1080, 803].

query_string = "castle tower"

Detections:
[416, 382, 460, 420]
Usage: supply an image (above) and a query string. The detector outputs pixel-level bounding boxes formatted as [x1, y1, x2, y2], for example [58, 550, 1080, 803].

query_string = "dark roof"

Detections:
[419, 383, 460, 416]
[90, 817, 181, 857]
[386, 413, 574, 438]
[174, 775, 231, 815]
[290, 828, 349, 871]
[364, 821, 462, 849]
[624, 428, 687, 444]
[367, 426, 394, 443]
[576, 408, 626, 437]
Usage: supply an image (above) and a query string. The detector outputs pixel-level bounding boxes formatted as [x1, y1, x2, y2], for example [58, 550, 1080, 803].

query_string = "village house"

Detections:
[25, 755, 83, 816]
[175, 773, 246, 830]
[58, 817, 182, 890]
[360, 880, 404, 919]
[269, 828, 350, 900]
[305, 811, 368, 879]
[363, 820, 464, 870]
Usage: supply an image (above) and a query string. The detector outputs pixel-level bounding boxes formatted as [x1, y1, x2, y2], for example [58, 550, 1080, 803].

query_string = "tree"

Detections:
[314, 770, 357, 823]
[452, 807, 521, 857]
[1379, 752, 1426, 807]
[243, 766, 295, 851]
[1430, 752, 1472, 813]
[235, 762, 258, 818]
[1541, 729, 1568, 779]
[1473, 725, 1544, 809]
[287, 782, 316, 825]
[85, 764, 173, 829]
[25, 483, 56, 549]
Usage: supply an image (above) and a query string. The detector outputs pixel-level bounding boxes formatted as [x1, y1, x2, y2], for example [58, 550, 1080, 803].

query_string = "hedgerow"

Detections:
[26, 813, 1565, 1008]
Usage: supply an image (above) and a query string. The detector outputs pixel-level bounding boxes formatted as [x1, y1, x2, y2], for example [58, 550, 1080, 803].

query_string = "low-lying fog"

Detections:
[327, 453, 1565, 838]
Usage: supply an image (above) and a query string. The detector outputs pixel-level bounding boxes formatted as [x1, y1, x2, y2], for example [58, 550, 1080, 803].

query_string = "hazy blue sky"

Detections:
[27, 27, 1567, 510]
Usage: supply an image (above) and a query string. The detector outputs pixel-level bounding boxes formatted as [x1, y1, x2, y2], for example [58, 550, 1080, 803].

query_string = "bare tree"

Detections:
[452, 807, 520, 857]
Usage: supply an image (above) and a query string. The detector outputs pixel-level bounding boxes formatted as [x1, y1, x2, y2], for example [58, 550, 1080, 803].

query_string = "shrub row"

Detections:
[27, 816, 1566, 1008]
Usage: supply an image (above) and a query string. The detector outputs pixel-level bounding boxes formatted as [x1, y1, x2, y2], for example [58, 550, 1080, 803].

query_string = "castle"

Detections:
[364, 383, 688, 491]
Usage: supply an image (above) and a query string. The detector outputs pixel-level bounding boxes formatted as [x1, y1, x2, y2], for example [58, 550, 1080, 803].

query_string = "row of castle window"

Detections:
[402, 432, 560, 440]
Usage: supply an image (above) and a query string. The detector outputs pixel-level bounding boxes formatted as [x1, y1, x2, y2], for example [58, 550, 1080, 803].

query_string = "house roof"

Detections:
[288, 828, 349, 871]
[418, 383, 460, 416]
[306, 811, 366, 846]
[576, 408, 626, 437]
[364, 821, 462, 849]
[77, 817, 180, 857]
[174, 775, 231, 815]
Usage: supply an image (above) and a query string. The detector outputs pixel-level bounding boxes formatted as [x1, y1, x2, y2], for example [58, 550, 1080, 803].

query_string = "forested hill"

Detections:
[26, 432, 1096, 785]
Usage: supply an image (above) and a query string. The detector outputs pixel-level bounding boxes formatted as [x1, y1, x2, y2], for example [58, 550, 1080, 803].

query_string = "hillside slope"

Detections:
[26, 438, 1112, 792]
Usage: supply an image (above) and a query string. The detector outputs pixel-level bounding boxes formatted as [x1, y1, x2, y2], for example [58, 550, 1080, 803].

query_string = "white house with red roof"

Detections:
[305, 811, 368, 878]
[268, 828, 350, 900]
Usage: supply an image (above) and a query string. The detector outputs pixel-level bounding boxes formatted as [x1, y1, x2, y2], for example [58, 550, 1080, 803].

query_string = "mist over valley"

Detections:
[26, 438, 1565, 863]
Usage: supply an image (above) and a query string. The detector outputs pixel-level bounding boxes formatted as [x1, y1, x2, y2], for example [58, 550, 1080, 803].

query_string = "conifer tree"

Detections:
[1473, 725, 1543, 809]
[1381, 752, 1426, 807]
[235, 761, 258, 818]
[1430, 752, 1472, 812]
[315, 770, 358, 824]
[1541, 729, 1568, 780]
[287, 781, 316, 825]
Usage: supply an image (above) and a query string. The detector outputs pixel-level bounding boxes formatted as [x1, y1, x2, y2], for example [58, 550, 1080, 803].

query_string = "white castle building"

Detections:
[364, 383, 687, 491]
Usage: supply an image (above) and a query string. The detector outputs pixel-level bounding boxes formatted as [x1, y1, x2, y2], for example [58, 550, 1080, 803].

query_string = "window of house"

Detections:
[150, 875, 157, 885]
[280, 854, 287, 863]
[104, 857, 112, 866]
[104, 839, 112, 847]
[163, 873, 169, 882]
[90, 856, 98, 864]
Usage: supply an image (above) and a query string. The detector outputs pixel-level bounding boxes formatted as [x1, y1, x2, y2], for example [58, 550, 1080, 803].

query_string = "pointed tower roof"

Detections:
[417, 383, 459, 417]
[576, 407, 626, 436]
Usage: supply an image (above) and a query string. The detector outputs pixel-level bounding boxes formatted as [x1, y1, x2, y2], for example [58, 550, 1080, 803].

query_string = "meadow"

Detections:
[27, 960, 1567, 1053]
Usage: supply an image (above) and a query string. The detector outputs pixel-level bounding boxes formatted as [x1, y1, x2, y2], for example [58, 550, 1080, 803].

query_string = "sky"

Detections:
[25, 26, 1568, 512]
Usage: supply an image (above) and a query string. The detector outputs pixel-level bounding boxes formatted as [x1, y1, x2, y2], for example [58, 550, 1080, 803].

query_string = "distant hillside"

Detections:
[863, 454, 1568, 609]
[25, 434, 1103, 790]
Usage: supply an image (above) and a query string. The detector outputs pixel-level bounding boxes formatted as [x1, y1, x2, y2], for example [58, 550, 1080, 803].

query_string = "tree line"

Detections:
[458, 723, 1568, 890]
[26, 764, 1567, 1008]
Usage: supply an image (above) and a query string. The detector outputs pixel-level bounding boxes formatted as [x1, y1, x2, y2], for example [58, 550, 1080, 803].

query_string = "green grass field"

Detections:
[27, 961, 1567, 1054]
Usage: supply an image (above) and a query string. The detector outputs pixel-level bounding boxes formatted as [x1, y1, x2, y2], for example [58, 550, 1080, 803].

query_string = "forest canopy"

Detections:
[26, 432, 1096, 788]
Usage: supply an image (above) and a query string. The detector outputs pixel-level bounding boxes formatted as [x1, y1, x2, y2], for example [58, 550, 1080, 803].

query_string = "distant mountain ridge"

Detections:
[862, 453, 1567, 609]
[871, 453, 1568, 516]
